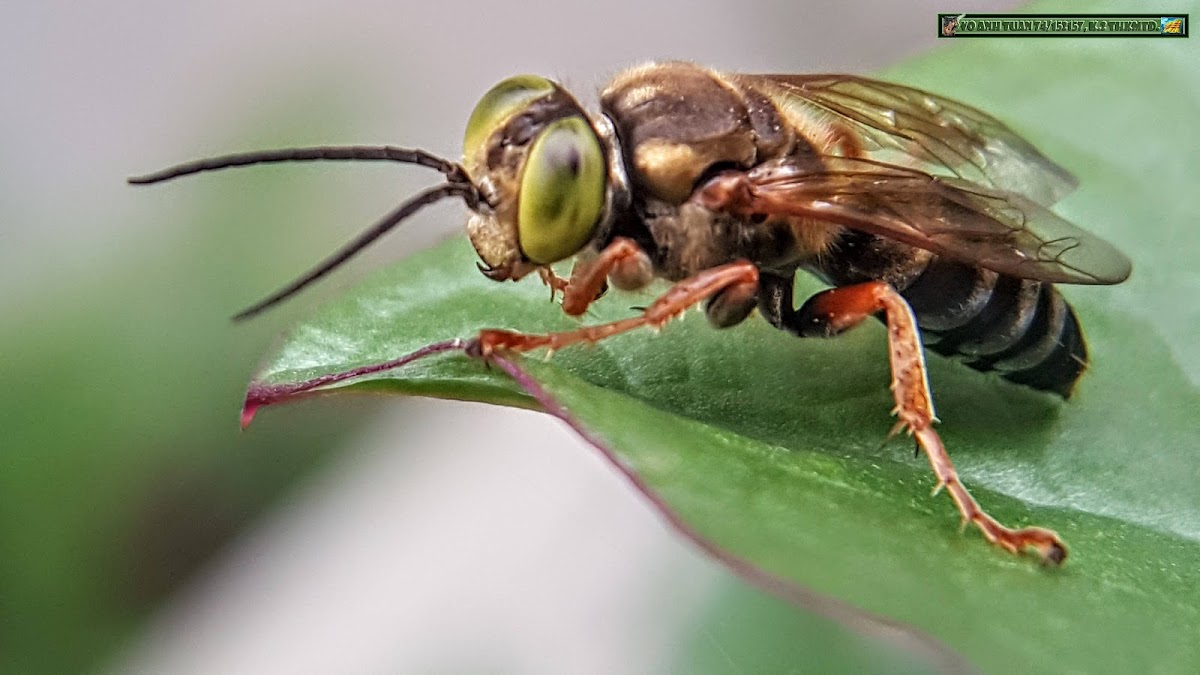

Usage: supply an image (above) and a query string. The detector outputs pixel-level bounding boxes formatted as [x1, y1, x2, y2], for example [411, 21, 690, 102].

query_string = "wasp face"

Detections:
[461, 76, 608, 280]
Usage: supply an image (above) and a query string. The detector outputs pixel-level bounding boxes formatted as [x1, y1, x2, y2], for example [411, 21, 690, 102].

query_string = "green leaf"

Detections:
[247, 10, 1200, 673]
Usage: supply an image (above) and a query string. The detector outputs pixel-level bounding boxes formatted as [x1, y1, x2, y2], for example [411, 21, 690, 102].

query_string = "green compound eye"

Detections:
[463, 75, 556, 161]
[517, 116, 606, 264]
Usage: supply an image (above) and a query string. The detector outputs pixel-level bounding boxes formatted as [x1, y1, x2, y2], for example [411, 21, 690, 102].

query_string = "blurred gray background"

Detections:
[3, 1, 1012, 673]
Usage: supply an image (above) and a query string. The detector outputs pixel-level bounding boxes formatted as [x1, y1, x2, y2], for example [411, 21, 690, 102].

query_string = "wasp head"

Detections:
[127, 75, 616, 318]
[461, 75, 609, 281]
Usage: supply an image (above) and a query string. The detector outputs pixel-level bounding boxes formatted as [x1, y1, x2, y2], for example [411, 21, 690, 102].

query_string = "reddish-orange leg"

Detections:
[801, 280, 1067, 564]
[476, 260, 758, 357]
[550, 237, 654, 316]
[537, 267, 570, 301]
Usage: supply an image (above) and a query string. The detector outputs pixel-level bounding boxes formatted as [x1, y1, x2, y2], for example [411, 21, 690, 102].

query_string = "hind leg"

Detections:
[759, 272, 1067, 564]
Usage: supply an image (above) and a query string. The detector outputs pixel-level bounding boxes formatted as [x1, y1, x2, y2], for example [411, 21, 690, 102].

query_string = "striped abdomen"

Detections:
[815, 232, 1088, 397]
[903, 258, 1086, 397]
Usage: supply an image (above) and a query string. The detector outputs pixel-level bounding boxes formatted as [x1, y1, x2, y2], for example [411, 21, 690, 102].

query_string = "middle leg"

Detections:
[476, 261, 759, 357]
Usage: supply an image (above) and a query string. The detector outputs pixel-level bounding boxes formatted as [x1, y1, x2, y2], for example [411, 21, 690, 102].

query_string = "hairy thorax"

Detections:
[600, 62, 842, 280]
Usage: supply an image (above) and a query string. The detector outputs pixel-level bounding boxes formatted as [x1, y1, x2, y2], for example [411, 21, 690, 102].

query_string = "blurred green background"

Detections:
[6, 1, 1191, 673]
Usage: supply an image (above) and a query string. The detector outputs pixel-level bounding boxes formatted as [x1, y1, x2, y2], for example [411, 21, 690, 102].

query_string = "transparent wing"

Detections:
[700, 157, 1129, 285]
[749, 74, 1079, 207]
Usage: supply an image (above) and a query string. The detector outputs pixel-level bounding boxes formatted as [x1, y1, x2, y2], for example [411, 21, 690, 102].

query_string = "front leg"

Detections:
[556, 237, 654, 316]
[759, 273, 1067, 564]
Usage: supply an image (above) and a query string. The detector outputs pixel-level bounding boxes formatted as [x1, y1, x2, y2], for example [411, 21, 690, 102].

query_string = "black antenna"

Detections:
[232, 182, 478, 321]
[129, 144, 481, 319]
[127, 145, 464, 184]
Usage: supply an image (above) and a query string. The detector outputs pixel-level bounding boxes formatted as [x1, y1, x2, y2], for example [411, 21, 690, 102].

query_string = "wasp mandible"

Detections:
[131, 62, 1131, 565]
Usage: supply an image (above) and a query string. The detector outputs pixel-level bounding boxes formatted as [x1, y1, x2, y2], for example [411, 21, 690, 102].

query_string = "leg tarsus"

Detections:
[538, 267, 570, 302]
[911, 424, 1067, 565]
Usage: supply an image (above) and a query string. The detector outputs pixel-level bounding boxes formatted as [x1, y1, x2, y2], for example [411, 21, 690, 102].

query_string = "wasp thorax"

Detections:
[462, 75, 608, 275]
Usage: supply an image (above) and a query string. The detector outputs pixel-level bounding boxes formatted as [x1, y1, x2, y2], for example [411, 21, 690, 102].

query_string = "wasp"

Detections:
[131, 62, 1131, 565]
